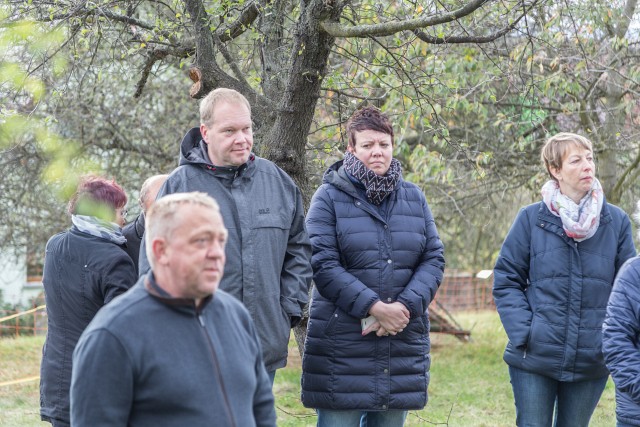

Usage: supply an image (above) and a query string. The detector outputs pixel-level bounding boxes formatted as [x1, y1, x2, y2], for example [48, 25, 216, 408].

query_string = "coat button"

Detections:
[384, 225, 388, 229]
[383, 368, 388, 373]
[382, 405, 387, 409]
[387, 259, 392, 264]
[334, 314, 338, 317]
[387, 298, 392, 302]
[356, 201, 361, 206]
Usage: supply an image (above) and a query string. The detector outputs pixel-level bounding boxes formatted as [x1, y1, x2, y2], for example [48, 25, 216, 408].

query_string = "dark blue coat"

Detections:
[603, 257, 640, 425]
[71, 275, 276, 426]
[493, 200, 635, 382]
[40, 226, 136, 424]
[301, 161, 445, 410]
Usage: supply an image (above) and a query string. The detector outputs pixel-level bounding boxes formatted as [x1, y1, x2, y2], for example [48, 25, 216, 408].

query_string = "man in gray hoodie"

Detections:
[139, 88, 312, 382]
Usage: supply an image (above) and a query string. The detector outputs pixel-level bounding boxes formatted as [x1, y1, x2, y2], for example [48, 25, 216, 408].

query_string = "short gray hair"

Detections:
[145, 192, 221, 269]
[138, 174, 169, 212]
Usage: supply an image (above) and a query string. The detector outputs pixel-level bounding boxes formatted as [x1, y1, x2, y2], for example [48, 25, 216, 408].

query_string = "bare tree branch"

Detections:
[413, 0, 536, 44]
[46, 7, 156, 31]
[320, 0, 489, 38]
[134, 45, 193, 98]
[216, 1, 262, 42]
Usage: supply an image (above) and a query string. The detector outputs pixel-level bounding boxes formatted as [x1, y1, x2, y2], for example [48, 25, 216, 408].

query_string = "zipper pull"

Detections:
[198, 314, 205, 327]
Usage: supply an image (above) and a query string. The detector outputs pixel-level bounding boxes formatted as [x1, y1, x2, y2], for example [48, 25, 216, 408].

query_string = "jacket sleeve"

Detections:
[249, 320, 277, 426]
[102, 252, 137, 304]
[492, 207, 533, 349]
[279, 185, 312, 319]
[397, 198, 445, 318]
[71, 329, 134, 426]
[615, 212, 637, 272]
[603, 258, 640, 404]
[306, 186, 379, 319]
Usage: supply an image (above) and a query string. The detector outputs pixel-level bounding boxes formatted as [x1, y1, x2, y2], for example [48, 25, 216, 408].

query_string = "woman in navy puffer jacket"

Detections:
[493, 133, 636, 427]
[603, 206, 640, 427]
[301, 107, 445, 427]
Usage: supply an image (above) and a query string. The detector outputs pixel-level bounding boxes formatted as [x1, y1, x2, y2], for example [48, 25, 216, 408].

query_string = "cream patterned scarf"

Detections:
[541, 178, 603, 242]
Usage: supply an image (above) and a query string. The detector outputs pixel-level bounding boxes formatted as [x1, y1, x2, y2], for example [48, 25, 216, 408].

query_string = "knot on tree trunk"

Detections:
[189, 67, 203, 98]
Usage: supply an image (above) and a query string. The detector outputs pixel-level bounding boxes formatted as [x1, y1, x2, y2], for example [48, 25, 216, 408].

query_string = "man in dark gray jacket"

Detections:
[139, 88, 312, 381]
[71, 192, 276, 426]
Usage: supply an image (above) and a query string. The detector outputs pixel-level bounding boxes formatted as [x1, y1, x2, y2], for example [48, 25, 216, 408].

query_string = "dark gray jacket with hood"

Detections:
[139, 127, 312, 371]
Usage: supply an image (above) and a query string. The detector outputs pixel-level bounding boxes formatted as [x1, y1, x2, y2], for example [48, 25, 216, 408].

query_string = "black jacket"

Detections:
[39, 226, 136, 423]
[122, 213, 145, 275]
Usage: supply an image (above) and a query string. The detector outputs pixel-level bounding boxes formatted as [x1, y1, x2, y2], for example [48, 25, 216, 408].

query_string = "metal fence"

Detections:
[433, 270, 495, 312]
[0, 270, 495, 337]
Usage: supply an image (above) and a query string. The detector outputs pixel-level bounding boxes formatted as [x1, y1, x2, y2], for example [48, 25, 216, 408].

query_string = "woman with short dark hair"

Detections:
[40, 175, 136, 427]
[301, 107, 445, 426]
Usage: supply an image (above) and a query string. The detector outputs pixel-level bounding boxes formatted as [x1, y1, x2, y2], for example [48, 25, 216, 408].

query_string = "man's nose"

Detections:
[207, 242, 224, 257]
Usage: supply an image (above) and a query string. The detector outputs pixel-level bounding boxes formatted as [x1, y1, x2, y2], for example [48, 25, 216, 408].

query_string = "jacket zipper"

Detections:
[198, 314, 237, 427]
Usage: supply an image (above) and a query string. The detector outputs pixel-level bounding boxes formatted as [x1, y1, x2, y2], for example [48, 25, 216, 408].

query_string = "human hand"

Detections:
[376, 325, 391, 337]
[368, 301, 409, 334]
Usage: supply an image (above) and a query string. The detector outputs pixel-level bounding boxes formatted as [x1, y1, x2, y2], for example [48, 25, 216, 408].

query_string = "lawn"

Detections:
[0, 310, 617, 426]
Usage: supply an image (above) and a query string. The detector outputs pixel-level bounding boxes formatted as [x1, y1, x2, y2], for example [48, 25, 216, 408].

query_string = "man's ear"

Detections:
[151, 238, 169, 265]
[200, 124, 209, 143]
[347, 145, 355, 154]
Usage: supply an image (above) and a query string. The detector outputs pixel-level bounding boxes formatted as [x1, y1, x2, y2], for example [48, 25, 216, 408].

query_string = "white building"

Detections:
[0, 247, 42, 307]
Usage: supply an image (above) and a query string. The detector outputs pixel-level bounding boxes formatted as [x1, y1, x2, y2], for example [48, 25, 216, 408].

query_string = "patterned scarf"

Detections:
[541, 178, 604, 242]
[72, 214, 127, 245]
[343, 151, 402, 205]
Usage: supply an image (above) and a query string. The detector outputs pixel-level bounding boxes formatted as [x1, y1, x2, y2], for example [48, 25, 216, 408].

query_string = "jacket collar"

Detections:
[178, 126, 256, 180]
[323, 159, 394, 223]
[132, 213, 146, 240]
[143, 272, 213, 313]
[536, 199, 612, 239]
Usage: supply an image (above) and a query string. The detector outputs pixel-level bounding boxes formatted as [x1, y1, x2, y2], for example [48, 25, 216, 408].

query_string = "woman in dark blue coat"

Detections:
[493, 133, 636, 427]
[40, 175, 136, 427]
[301, 107, 445, 426]
[603, 206, 640, 427]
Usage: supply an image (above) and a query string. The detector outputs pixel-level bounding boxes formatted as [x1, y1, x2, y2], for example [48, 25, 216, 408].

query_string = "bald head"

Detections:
[139, 174, 169, 213]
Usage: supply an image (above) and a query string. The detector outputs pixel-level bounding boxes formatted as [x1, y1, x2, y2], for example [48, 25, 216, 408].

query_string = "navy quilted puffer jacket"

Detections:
[493, 200, 635, 382]
[301, 161, 445, 410]
[603, 257, 640, 425]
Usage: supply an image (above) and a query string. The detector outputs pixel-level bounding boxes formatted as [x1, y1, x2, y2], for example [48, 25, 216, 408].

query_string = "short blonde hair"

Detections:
[541, 132, 593, 181]
[145, 192, 221, 269]
[199, 88, 251, 128]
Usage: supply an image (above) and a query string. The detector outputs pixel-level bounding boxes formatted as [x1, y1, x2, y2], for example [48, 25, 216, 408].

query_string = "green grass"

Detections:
[0, 311, 617, 426]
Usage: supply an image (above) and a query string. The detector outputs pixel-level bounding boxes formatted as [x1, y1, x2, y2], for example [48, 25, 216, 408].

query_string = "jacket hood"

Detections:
[322, 159, 361, 199]
[178, 127, 256, 180]
[179, 127, 211, 167]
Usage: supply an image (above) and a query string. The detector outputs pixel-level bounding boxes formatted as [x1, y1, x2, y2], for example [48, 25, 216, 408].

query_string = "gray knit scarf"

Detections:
[343, 151, 402, 205]
[72, 214, 126, 245]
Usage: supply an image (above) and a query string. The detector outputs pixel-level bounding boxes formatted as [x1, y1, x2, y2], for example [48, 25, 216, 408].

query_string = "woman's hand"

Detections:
[368, 301, 409, 335]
